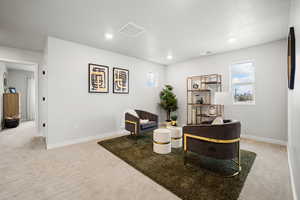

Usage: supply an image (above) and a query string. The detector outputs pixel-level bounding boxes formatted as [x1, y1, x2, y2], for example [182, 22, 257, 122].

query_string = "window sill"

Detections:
[232, 102, 256, 106]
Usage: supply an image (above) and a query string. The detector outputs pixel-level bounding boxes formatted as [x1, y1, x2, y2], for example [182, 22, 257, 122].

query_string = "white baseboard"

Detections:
[46, 130, 128, 150]
[288, 147, 298, 200]
[241, 134, 287, 146]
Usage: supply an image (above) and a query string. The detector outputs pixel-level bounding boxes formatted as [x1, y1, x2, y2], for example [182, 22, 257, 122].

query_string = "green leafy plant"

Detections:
[171, 115, 178, 121]
[159, 85, 178, 121]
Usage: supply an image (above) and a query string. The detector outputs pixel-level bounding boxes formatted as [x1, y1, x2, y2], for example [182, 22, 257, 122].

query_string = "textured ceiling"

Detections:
[0, 0, 290, 64]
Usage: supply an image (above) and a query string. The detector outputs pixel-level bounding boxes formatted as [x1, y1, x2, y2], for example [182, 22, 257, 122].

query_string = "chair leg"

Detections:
[237, 143, 242, 171]
[128, 131, 138, 141]
[226, 143, 241, 177]
[184, 151, 187, 165]
[128, 131, 136, 139]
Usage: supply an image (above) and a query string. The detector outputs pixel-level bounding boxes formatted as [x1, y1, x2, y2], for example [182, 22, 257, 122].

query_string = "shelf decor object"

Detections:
[88, 63, 109, 93]
[113, 67, 129, 94]
[288, 27, 296, 90]
[187, 74, 223, 125]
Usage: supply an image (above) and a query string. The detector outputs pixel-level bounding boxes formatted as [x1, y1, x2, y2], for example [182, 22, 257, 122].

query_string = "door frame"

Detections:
[0, 58, 40, 136]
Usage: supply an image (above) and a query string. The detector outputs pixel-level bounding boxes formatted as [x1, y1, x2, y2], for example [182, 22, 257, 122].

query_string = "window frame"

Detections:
[229, 60, 256, 105]
[146, 71, 158, 88]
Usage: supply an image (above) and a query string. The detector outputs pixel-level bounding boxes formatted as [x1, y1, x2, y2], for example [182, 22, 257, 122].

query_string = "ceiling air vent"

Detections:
[119, 22, 145, 37]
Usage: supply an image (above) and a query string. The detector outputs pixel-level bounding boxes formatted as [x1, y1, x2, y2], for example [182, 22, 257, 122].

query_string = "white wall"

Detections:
[39, 41, 48, 141]
[0, 62, 7, 129]
[45, 37, 165, 148]
[166, 40, 287, 142]
[288, 0, 300, 199]
[7, 69, 34, 121]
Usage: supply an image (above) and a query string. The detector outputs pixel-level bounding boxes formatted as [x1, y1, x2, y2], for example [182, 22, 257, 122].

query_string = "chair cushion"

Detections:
[140, 121, 157, 130]
[140, 119, 149, 124]
[201, 119, 232, 125]
[212, 117, 224, 125]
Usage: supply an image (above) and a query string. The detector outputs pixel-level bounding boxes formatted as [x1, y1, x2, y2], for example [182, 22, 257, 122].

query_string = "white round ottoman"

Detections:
[168, 126, 183, 148]
[153, 128, 171, 154]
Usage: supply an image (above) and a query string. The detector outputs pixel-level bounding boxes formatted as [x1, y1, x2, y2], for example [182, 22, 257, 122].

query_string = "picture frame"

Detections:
[113, 67, 129, 94]
[88, 63, 109, 93]
[288, 27, 296, 90]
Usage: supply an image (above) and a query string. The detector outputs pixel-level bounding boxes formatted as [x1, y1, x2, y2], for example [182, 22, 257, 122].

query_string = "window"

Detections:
[230, 62, 255, 104]
[147, 72, 158, 88]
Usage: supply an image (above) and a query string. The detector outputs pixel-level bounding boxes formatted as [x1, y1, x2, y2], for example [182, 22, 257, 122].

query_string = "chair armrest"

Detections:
[125, 113, 140, 135]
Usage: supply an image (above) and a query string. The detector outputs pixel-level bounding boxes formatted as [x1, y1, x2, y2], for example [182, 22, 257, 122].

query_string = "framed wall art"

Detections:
[288, 27, 296, 90]
[88, 63, 109, 93]
[113, 67, 129, 94]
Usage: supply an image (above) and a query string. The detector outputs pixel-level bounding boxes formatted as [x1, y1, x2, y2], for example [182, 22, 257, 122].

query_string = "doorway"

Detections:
[0, 59, 43, 148]
[6, 63, 35, 121]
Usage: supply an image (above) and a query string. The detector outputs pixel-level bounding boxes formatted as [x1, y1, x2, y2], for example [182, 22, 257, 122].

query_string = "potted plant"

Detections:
[159, 85, 178, 122]
[170, 115, 178, 126]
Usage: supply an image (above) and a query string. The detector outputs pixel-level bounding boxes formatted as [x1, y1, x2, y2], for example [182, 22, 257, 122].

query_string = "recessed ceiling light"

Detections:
[167, 55, 173, 60]
[228, 37, 237, 43]
[105, 33, 113, 40]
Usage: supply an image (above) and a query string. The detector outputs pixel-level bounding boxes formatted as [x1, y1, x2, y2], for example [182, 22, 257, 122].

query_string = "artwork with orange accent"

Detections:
[113, 67, 129, 94]
[88, 64, 109, 93]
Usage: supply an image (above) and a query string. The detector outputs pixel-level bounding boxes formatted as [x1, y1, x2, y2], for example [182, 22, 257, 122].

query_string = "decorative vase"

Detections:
[208, 106, 217, 116]
[199, 97, 204, 104]
[192, 83, 199, 89]
[171, 120, 177, 126]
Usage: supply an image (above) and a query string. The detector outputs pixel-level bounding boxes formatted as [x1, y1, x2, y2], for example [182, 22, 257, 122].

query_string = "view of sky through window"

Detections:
[231, 62, 255, 104]
[147, 72, 158, 87]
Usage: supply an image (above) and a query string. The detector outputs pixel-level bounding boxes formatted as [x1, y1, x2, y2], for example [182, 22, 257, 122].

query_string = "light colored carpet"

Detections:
[0, 122, 293, 200]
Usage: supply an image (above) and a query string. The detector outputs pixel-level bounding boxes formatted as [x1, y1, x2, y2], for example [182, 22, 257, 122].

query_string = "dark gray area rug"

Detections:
[98, 133, 256, 200]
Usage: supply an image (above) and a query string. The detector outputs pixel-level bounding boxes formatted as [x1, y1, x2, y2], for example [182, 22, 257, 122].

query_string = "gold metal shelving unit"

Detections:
[187, 74, 223, 125]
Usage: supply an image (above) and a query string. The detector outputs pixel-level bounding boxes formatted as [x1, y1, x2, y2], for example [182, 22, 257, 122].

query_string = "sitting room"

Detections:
[0, 0, 299, 200]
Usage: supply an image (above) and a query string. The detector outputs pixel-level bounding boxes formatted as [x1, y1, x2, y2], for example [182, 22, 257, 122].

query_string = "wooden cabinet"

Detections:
[3, 93, 20, 119]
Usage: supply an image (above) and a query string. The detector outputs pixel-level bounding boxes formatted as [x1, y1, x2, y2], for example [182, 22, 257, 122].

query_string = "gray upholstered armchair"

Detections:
[125, 110, 158, 136]
[182, 120, 241, 176]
